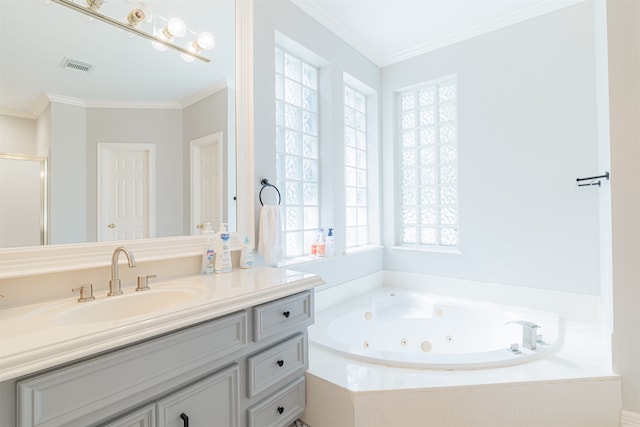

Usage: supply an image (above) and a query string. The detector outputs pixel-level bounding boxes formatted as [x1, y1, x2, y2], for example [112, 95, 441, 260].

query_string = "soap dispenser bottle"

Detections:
[325, 228, 335, 257]
[214, 223, 232, 273]
[201, 222, 215, 274]
[239, 235, 254, 269]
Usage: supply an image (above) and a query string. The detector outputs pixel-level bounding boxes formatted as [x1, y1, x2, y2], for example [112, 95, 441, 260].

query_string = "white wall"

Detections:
[381, 2, 603, 295]
[252, 0, 383, 280]
[49, 102, 87, 245]
[0, 115, 37, 154]
[607, 0, 640, 415]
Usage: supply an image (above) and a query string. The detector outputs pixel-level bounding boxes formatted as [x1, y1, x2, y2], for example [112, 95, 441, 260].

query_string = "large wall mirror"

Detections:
[0, 0, 238, 249]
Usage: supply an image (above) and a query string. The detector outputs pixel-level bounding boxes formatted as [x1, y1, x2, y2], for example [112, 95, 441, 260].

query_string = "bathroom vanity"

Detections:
[0, 267, 323, 426]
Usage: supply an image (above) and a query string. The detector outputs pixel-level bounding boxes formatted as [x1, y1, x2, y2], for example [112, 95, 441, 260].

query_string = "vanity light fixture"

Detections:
[151, 17, 187, 52]
[86, 0, 106, 11]
[47, 0, 213, 63]
[127, 3, 152, 27]
[180, 31, 215, 62]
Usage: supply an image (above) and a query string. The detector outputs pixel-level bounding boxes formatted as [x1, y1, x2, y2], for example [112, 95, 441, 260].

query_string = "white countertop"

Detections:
[0, 267, 324, 382]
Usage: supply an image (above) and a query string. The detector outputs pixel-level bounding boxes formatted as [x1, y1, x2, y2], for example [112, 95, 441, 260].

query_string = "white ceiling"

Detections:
[292, 0, 584, 66]
[0, 0, 583, 118]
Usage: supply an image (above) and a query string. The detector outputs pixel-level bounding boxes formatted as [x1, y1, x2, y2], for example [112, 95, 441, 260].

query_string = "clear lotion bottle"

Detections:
[201, 223, 215, 274]
[240, 235, 254, 268]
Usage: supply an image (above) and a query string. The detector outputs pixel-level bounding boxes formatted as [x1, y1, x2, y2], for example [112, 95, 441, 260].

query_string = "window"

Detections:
[344, 84, 368, 248]
[398, 76, 459, 248]
[275, 46, 319, 258]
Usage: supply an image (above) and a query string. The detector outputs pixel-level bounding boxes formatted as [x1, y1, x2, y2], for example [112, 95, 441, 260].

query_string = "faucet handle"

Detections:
[72, 284, 95, 302]
[136, 274, 156, 291]
[506, 320, 541, 350]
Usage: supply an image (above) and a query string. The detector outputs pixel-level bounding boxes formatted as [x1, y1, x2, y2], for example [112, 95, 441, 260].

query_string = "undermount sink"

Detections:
[54, 287, 203, 325]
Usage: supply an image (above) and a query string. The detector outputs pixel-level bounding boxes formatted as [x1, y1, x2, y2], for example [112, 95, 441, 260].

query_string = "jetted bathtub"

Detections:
[309, 287, 561, 370]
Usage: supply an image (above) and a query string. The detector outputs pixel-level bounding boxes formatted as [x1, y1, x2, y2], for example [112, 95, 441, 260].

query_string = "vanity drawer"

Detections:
[253, 291, 313, 342]
[247, 333, 306, 398]
[246, 377, 305, 427]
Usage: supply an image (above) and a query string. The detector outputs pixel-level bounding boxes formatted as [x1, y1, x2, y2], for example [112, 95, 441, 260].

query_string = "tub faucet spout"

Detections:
[109, 246, 136, 296]
[506, 320, 541, 350]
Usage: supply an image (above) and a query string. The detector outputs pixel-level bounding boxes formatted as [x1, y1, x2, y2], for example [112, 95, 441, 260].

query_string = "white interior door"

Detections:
[191, 133, 223, 234]
[98, 143, 156, 241]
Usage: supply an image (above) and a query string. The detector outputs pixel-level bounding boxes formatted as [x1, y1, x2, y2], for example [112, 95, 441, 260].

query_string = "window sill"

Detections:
[345, 244, 383, 255]
[391, 245, 463, 255]
[277, 245, 383, 268]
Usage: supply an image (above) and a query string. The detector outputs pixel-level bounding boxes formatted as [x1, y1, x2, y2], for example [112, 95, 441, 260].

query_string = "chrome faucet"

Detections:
[506, 320, 541, 350]
[109, 246, 136, 296]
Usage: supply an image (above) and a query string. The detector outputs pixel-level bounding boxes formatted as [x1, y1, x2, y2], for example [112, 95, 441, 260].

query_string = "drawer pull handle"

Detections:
[277, 359, 284, 367]
[180, 413, 189, 427]
[283, 310, 291, 318]
[277, 406, 285, 415]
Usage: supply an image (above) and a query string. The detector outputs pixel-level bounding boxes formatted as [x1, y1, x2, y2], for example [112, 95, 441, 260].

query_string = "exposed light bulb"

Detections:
[166, 17, 186, 38]
[180, 42, 197, 62]
[196, 32, 215, 51]
[151, 27, 169, 51]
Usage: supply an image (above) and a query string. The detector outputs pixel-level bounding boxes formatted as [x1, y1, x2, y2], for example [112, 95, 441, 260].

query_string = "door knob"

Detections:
[108, 223, 116, 229]
[197, 223, 204, 229]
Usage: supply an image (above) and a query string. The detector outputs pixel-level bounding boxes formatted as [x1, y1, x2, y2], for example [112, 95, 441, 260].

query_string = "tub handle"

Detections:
[506, 320, 541, 350]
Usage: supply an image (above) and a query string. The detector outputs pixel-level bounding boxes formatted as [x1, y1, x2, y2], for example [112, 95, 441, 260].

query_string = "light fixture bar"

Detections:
[50, 0, 211, 63]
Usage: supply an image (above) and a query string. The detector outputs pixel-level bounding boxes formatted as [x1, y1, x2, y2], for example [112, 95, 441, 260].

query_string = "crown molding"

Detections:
[382, 0, 585, 66]
[290, 0, 383, 66]
[293, 0, 585, 68]
[181, 77, 235, 108]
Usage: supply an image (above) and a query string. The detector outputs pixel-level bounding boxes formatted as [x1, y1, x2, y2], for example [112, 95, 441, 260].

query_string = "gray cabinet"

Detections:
[246, 378, 305, 427]
[156, 365, 239, 427]
[103, 404, 155, 427]
[15, 290, 313, 427]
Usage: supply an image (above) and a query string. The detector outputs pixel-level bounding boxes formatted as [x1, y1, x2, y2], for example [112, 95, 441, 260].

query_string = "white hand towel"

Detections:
[258, 205, 283, 266]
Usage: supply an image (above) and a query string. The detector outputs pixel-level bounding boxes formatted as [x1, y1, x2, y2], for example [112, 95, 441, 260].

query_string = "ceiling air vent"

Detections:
[59, 57, 95, 73]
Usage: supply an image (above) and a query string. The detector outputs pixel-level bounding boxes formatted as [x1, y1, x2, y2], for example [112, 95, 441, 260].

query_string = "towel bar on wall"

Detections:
[259, 178, 281, 205]
[576, 171, 609, 187]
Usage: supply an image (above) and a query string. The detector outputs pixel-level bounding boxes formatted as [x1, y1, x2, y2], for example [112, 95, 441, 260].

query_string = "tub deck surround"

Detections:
[303, 277, 620, 427]
[0, 267, 324, 382]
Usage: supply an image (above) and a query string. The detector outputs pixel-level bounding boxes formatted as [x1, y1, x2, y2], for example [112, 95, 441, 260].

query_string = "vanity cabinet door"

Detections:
[102, 404, 155, 427]
[156, 364, 239, 427]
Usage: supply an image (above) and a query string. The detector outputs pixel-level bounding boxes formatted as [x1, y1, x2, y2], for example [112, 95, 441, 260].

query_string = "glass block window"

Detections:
[398, 76, 459, 247]
[275, 46, 319, 258]
[344, 84, 368, 248]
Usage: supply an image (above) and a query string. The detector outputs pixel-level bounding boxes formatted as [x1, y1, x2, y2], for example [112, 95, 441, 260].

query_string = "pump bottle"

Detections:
[201, 223, 215, 274]
[214, 223, 232, 273]
[240, 235, 254, 268]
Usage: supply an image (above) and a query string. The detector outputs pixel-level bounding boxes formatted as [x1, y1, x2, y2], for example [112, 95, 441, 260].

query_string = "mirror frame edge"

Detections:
[0, 0, 254, 280]
[235, 0, 255, 248]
